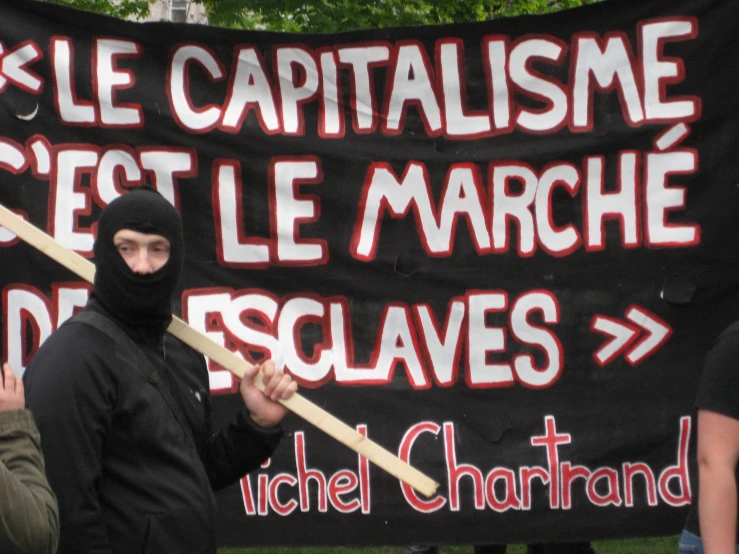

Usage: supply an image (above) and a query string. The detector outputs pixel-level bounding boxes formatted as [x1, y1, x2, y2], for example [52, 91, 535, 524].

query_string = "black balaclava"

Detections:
[92, 186, 184, 337]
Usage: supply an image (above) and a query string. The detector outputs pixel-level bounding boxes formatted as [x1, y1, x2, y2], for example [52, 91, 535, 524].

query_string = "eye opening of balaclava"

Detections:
[92, 186, 184, 334]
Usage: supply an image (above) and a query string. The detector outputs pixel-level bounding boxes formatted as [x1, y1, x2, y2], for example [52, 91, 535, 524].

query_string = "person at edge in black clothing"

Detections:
[678, 321, 739, 554]
[23, 186, 298, 554]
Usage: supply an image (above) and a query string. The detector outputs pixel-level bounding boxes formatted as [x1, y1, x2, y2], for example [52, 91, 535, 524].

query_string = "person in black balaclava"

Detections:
[92, 185, 184, 334]
[23, 186, 297, 554]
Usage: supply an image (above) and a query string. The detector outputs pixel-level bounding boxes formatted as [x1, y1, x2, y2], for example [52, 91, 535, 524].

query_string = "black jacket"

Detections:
[24, 297, 282, 554]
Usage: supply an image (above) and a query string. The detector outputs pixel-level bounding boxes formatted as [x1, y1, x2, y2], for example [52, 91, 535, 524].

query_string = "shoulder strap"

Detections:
[72, 310, 197, 447]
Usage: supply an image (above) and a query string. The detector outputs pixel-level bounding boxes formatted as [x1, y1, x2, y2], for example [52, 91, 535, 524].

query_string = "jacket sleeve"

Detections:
[23, 328, 115, 554]
[186, 351, 283, 491]
[200, 406, 283, 491]
[0, 410, 60, 554]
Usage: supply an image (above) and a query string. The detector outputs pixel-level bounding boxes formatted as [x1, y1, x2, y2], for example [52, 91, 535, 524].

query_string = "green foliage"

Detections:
[198, 0, 439, 32]
[196, 0, 604, 32]
[43, 0, 152, 19]
[41, 0, 606, 32]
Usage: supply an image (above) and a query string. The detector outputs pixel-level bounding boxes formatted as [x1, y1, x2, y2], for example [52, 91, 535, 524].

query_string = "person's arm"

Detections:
[195, 358, 297, 491]
[697, 408, 739, 554]
[200, 400, 285, 491]
[0, 365, 59, 554]
[23, 330, 116, 554]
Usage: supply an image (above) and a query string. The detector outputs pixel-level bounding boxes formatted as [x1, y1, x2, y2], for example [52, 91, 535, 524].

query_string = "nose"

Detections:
[130, 251, 155, 274]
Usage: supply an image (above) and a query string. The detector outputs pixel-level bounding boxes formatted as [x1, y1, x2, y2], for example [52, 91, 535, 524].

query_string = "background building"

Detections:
[137, 0, 207, 24]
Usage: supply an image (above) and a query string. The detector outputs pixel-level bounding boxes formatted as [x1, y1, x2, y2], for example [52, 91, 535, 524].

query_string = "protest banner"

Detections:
[1, 0, 738, 545]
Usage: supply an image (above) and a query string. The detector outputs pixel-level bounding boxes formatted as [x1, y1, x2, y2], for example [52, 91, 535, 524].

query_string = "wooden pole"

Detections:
[0, 204, 440, 498]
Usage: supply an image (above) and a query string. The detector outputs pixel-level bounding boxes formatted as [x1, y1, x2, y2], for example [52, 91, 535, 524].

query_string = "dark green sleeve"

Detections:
[0, 409, 60, 554]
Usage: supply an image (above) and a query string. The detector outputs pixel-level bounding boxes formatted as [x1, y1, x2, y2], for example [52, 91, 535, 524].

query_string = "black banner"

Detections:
[1, 0, 739, 546]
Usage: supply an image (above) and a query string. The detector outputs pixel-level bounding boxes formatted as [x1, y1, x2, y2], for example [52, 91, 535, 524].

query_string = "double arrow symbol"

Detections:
[0, 41, 44, 95]
[591, 306, 672, 367]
